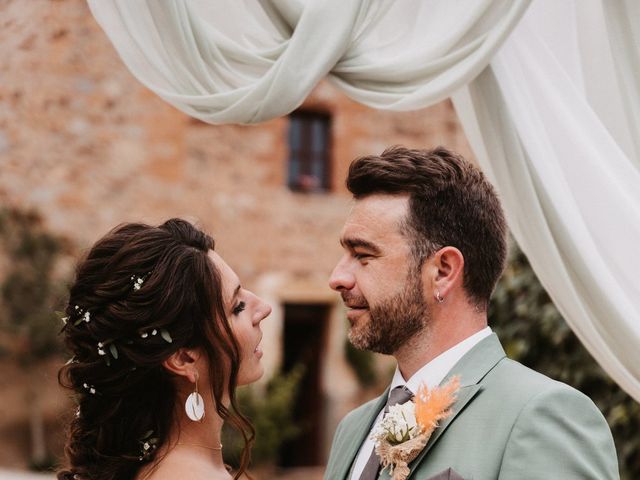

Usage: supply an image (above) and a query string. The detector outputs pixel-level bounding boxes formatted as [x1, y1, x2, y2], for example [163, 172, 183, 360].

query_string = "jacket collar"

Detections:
[402, 333, 507, 479]
[333, 386, 390, 480]
[335, 334, 506, 480]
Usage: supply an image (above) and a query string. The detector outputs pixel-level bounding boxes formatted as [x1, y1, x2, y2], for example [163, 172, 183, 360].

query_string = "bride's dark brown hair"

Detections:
[57, 218, 254, 480]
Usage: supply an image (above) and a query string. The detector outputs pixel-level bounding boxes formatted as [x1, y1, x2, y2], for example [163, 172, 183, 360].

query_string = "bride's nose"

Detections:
[252, 293, 271, 324]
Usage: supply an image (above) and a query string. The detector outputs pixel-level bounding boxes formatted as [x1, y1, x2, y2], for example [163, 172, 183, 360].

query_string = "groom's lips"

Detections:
[345, 302, 369, 322]
[341, 295, 367, 309]
[347, 305, 367, 309]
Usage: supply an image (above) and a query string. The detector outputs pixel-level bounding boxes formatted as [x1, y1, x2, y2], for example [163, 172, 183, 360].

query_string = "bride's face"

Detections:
[209, 251, 271, 385]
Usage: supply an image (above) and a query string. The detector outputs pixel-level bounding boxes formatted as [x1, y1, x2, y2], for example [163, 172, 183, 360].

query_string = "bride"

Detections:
[57, 218, 271, 480]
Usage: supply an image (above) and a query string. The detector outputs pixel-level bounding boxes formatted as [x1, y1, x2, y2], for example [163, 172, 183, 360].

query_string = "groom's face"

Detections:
[329, 194, 429, 354]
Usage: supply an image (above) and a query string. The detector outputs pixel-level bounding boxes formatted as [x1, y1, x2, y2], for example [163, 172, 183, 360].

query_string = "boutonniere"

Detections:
[370, 376, 460, 480]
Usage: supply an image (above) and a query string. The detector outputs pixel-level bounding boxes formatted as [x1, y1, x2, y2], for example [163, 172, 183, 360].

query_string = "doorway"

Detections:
[278, 302, 329, 467]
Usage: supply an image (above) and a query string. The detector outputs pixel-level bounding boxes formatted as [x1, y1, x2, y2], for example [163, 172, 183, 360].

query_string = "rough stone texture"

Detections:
[0, 0, 474, 470]
[0, 0, 472, 274]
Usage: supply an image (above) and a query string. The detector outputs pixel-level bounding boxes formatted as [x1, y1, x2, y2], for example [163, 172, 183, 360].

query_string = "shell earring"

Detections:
[435, 290, 445, 304]
[185, 373, 205, 422]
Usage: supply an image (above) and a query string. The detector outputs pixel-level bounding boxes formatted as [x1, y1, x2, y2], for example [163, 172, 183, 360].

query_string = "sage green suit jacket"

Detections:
[325, 334, 619, 480]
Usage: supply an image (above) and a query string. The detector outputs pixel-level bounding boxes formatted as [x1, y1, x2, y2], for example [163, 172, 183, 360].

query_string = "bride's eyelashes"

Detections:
[232, 301, 246, 316]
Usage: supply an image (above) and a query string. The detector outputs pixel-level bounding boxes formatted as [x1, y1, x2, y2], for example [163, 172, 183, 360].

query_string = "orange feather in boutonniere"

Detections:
[415, 376, 460, 434]
[371, 376, 461, 480]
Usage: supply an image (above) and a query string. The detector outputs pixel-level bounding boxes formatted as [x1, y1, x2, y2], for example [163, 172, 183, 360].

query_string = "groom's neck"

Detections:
[394, 311, 487, 380]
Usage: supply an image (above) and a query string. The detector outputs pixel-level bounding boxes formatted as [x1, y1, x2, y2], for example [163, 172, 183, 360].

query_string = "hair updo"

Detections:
[57, 218, 254, 480]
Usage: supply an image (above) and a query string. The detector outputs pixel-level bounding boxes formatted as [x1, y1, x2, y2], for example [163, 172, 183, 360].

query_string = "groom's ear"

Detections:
[162, 348, 202, 383]
[427, 246, 465, 298]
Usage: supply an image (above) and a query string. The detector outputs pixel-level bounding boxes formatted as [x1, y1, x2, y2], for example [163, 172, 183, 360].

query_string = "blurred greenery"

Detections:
[0, 207, 65, 363]
[0, 207, 67, 470]
[489, 242, 640, 480]
[345, 338, 378, 387]
[223, 364, 305, 467]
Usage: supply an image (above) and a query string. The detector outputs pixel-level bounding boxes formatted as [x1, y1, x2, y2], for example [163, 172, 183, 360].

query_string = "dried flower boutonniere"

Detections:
[370, 376, 460, 480]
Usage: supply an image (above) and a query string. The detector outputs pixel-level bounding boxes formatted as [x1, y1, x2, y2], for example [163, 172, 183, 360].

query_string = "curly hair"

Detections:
[57, 218, 254, 480]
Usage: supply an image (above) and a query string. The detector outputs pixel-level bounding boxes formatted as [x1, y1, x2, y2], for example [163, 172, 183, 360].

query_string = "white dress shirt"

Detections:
[349, 327, 492, 480]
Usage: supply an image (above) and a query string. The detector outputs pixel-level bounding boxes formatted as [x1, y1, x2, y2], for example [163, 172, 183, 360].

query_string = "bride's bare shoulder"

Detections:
[136, 452, 232, 480]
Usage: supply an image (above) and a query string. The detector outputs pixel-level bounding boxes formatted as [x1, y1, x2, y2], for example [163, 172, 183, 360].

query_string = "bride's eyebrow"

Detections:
[227, 284, 242, 312]
[231, 284, 241, 301]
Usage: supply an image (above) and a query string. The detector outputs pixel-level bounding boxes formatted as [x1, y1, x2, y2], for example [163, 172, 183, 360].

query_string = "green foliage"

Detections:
[222, 365, 305, 467]
[345, 338, 378, 387]
[489, 243, 640, 480]
[0, 207, 65, 363]
[27, 454, 57, 472]
[0, 207, 68, 468]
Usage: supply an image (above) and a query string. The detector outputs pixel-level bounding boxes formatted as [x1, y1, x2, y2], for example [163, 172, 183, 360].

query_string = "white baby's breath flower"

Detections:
[370, 400, 420, 446]
[390, 402, 418, 438]
[370, 419, 387, 443]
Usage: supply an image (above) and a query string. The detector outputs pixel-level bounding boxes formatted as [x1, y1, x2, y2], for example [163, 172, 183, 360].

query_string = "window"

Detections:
[287, 111, 331, 192]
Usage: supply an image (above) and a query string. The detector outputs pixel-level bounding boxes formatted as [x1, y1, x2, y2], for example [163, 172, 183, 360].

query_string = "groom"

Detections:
[325, 147, 618, 480]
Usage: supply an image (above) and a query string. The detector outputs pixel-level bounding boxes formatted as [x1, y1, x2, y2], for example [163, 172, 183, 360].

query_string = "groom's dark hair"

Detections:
[346, 146, 507, 310]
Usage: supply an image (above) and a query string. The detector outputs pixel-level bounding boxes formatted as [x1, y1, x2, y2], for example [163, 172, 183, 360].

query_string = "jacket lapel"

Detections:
[403, 334, 507, 479]
[333, 387, 390, 480]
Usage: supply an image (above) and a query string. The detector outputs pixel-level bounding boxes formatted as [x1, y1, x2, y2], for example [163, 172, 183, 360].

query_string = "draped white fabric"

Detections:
[452, 0, 640, 401]
[87, 0, 530, 123]
[87, 0, 640, 401]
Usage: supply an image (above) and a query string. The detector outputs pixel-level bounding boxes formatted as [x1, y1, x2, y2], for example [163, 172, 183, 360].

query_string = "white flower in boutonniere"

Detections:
[370, 376, 461, 480]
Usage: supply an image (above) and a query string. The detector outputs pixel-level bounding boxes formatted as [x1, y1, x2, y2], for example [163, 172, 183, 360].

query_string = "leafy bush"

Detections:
[0, 208, 65, 362]
[489, 243, 640, 480]
[222, 365, 305, 467]
[0, 207, 67, 470]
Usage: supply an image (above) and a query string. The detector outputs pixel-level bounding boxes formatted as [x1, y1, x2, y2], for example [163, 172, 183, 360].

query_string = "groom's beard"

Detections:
[346, 273, 429, 355]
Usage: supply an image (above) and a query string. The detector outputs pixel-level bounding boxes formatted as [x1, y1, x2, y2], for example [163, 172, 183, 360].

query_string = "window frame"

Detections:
[287, 110, 332, 193]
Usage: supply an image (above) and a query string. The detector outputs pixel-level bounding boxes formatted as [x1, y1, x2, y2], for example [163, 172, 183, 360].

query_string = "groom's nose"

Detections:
[329, 254, 355, 292]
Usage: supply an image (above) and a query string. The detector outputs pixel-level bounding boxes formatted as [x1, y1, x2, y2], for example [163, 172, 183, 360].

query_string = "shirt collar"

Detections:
[389, 326, 492, 395]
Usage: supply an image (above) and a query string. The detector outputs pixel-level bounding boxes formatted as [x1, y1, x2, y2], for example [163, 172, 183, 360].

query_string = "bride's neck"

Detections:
[170, 402, 226, 464]
[177, 413, 223, 446]
[136, 396, 230, 480]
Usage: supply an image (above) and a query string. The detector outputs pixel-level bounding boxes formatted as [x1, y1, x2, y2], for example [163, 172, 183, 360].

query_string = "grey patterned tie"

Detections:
[358, 385, 414, 480]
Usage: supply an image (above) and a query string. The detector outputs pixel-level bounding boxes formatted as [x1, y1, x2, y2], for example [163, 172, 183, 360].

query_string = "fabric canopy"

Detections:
[87, 0, 640, 402]
[87, 0, 530, 123]
[452, 0, 640, 400]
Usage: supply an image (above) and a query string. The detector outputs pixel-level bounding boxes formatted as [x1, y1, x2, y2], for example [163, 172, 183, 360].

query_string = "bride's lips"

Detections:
[254, 336, 263, 358]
